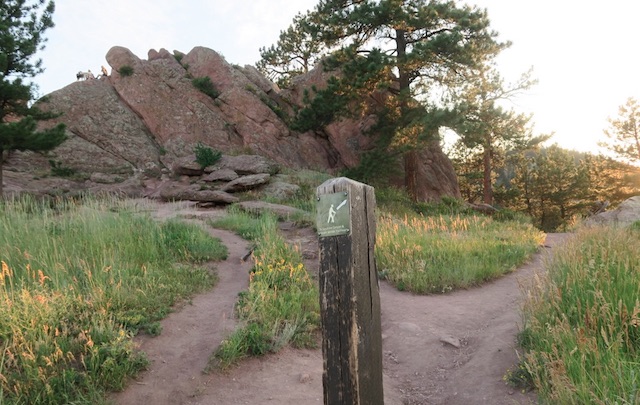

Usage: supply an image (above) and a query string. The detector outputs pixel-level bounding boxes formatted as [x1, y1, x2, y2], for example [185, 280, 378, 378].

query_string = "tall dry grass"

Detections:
[376, 212, 545, 293]
[521, 225, 639, 404]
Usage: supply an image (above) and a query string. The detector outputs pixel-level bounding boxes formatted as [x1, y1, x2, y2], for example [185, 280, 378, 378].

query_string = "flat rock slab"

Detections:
[221, 173, 270, 192]
[236, 200, 308, 220]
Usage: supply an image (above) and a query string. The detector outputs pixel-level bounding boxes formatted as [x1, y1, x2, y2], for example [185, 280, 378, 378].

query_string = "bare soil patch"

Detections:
[110, 201, 568, 404]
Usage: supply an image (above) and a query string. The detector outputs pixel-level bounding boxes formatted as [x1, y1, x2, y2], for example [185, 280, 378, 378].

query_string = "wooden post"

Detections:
[316, 177, 383, 405]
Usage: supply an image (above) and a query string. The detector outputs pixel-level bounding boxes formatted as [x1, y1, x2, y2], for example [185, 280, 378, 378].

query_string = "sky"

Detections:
[34, 0, 640, 155]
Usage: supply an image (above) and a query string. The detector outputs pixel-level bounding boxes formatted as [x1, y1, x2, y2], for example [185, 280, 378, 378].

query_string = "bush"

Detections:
[119, 65, 134, 77]
[49, 159, 76, 177]
[192, 76, 220, 100]
[415, 196, 473, 216]
[194, 143, 222, 168]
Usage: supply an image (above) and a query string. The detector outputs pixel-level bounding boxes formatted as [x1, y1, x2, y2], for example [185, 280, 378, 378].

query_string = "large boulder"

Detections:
[414, 142, 462, 202]
[585, 196, 640, 226]
[106, 46, 238, 158]
[34, 78, 161, 175]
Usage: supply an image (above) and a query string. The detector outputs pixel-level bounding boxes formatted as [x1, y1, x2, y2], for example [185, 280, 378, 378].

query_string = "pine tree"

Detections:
[511, 145, 591, 231]
[452, 65, 548, 204]
[0, 0, 66, 196]
[257, 13, 325, 88]
[258, 0, 506, 200]
[600, 97, 640, 163]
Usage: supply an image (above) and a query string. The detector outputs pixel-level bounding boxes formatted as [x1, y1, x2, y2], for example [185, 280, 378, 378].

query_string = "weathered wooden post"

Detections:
[316, 177, 383, 405]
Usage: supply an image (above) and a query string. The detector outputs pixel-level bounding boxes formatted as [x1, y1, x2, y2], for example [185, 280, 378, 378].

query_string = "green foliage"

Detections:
[340, 111, 401, 186]
[291, 79, 348, 132]
[191, 76, 220, 100]
[451, 66, 548, 204]
[209, 211, 319, 370]
[208, 205, 266, 241]
[118, 65, 134, 77]
[261, 0, 507, 198]
[0, 0, 67, 196]
[49, 159, 76, 177]
[503, 360, 535, 391]
[414, 195, 474, 217]
[257, 13, 325, 87]
[492, 208, 532, 225]
[264, 96, 289, 122]
[520, 226, 640, 403]
[193, 142, 222, 168]
[0, 196, 226, 403]
[376, 211, 544, 294]
[600, 97, 640, 163]
[266, 168, 331, 217]
[173, 51, 184, 64]
[453, 142, 640, 232]
[375, 186, 417, 217]
[160, 219, 228, 263]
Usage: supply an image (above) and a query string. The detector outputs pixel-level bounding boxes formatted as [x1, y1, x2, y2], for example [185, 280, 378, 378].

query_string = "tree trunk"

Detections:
[396, 29, 420, 200]
[633, 119, 640, 161]
[404, 150, 419, 201]
[0, 149, 4, 197]
[482, 141, 492, 204]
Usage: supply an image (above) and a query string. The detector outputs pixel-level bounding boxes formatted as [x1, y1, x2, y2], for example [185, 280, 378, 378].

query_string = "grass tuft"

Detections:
[208, 209, 319, 370]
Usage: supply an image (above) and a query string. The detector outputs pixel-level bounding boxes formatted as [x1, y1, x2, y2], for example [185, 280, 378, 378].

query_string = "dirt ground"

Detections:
[109, 201, 568, 405]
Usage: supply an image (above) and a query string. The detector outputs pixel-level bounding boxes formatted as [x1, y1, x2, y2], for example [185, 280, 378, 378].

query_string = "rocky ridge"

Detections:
[5, 46, 461, 203]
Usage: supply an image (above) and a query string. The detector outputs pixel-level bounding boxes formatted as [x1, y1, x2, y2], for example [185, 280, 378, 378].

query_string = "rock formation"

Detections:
[584, 196, 640, 226]
[5, 46, 460, 202]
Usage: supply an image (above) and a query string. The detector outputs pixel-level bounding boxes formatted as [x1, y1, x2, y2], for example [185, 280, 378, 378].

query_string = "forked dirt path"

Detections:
[110, 201, 569, 405]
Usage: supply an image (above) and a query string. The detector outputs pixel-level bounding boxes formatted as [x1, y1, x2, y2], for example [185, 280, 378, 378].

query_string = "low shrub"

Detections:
[192, 76, 220, 100]
[194, 142, 222, 168]
[119, 65, 134, 77]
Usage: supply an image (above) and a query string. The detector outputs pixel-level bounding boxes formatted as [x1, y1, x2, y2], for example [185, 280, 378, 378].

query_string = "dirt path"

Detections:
[110, 202, 569, 404]
[110, 203, 253, 405]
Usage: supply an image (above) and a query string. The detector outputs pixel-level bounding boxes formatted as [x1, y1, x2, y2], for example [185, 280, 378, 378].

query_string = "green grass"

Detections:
[0, 195, 227, 404]
[375, 212, 545, 294]
[208, 209, 319, 370]
[520, 225, 640, 404]
[207, 205, 266, 241]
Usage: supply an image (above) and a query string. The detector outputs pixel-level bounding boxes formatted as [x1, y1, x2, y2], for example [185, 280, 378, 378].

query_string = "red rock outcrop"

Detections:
[9, 46, 460, 202]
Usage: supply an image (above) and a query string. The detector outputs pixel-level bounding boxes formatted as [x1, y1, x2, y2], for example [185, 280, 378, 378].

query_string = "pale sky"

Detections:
[35, 0, 640, 155]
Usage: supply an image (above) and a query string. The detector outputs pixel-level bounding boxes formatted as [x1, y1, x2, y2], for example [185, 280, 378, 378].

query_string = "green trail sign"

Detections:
[316, 191, 350, 237]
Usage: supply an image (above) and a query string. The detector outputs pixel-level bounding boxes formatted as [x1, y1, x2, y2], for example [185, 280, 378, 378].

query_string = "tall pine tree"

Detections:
[259, 0, 506, 200]
[600, 97, 640, 164]
[0, 0, 66, 196]
[452, 65, 548, 204]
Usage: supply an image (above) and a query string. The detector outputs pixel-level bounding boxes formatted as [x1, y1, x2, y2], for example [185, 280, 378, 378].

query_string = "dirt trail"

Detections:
[110, 203, 253, 405]
[110, 202, 569, 405]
